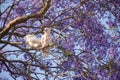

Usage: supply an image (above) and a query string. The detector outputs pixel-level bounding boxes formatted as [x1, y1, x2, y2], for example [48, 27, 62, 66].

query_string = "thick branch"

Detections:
[0, 0, 51, 39]
[0, 40, 22, 45]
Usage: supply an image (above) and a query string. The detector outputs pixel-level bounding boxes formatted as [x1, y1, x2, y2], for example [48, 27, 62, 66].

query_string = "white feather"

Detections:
[41, 28, 52, 56]
[25, 34, 41, 49]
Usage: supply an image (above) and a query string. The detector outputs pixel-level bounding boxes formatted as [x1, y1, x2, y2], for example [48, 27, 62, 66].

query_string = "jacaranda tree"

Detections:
[0, 0, 120, 80]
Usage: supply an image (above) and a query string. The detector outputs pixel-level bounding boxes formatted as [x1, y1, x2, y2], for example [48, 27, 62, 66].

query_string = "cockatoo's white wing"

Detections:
[31, 38, 41, 47]
[25, 34, 41, 49]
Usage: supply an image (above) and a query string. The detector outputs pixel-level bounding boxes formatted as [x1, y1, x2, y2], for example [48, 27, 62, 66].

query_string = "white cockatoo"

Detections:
[41, 28, 52, 56]
[25, 34, 42, 49]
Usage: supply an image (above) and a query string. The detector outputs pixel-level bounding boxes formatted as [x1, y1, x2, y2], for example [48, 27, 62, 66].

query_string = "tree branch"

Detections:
[0, 0, 51, 39]
[0, 40, 22, 45]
